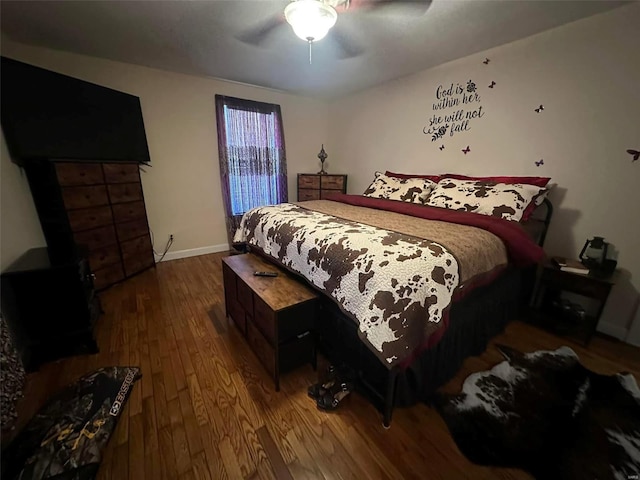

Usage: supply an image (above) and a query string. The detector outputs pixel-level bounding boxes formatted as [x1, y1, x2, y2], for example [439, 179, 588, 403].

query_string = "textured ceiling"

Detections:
[0, 0, 627, 99]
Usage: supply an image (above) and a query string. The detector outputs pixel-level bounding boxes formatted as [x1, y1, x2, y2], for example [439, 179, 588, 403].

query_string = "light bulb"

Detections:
[284, 0, 338, 42]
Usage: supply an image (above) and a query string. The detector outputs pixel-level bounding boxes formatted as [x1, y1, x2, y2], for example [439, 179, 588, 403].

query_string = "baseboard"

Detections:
[596, 321, 628, 341]
[155, 243, 230, 262]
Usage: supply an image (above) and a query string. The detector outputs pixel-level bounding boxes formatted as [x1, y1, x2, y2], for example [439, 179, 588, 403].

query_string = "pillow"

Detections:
[364, 172, 436, 204]
[442, 173, 551, 188]
[385, 171, 441, 183]
[426, 178, 546, 222]
[521, 182, 556, 221]
[534, 182, 556, 205]
[521, 188, 548, 221]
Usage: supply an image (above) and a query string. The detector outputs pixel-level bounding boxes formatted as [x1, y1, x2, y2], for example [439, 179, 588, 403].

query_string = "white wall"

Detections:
[328, 3, 640, 336]
[0, 39, 329, 263]
[0, 132, 46, 270]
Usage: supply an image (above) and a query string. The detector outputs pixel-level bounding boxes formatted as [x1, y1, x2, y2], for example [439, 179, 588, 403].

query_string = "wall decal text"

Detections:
[423, 80, 486, 141]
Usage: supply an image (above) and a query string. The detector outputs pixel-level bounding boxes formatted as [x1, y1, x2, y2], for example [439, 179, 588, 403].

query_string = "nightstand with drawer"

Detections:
[297, 173, 347, 201]
[530, 260, 615, 345]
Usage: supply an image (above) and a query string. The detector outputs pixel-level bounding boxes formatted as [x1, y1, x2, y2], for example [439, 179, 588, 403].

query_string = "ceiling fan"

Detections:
[238, 0, 432, 60]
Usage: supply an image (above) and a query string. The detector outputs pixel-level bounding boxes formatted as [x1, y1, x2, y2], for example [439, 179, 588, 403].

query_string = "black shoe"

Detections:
[316, 381, 352, 411]
[307, 379, 336, 399]
[307, 364, 338, 399]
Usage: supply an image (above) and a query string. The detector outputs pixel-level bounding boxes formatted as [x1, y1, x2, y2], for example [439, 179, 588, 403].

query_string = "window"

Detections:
[215, 95, 288, 239]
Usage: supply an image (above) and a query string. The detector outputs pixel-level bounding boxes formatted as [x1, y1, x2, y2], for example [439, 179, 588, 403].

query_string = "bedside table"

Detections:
[531, 260, 615, 345]
[297, 173, 347, 201]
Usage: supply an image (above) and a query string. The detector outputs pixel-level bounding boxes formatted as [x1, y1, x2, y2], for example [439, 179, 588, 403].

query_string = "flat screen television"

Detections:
[1, 56, 151, 166]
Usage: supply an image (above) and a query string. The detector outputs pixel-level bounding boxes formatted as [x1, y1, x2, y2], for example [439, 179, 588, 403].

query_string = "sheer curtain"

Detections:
[215, 95, 288, 243]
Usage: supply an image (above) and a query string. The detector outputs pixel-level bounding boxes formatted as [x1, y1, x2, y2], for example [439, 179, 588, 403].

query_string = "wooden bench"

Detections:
[222, 254, 318, 390]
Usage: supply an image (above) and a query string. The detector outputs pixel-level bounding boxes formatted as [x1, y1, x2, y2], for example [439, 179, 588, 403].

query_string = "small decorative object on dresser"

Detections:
[317, 144, 328, 174]
[297, 173, 347, 201]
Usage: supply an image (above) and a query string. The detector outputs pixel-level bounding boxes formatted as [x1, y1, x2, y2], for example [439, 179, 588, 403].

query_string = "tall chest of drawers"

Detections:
[24, 160, 155, 290]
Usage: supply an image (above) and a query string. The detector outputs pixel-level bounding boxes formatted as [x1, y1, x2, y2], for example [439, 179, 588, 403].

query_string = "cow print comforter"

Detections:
[234, 202, 468, 368]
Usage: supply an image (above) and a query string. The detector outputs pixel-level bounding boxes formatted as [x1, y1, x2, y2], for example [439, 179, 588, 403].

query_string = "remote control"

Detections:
[254, 271, 278, 277]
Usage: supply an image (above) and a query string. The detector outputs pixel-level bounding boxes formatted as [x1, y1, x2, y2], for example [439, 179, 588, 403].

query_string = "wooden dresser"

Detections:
[25, 160, 155, 290]
[222, 254, 318, 390]
[297, 173, 347, 201]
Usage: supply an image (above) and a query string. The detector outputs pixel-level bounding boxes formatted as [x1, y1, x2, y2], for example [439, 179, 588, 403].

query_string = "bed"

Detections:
[233, 172, 553, 426]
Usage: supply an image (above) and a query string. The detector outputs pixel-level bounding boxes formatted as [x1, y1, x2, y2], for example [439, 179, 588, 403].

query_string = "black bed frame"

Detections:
[249, 199, 553, 427]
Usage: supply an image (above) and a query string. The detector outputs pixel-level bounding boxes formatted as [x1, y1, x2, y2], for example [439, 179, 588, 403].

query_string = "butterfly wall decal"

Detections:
[483, 58, 490, 65]
[462, 146, 470, 154]
[534, 105, 544, 113]
[439, 145, 445, 151]
[628, 149, 640, 162]
[535, 159, 544, 167]
[488, 81, 496, 89]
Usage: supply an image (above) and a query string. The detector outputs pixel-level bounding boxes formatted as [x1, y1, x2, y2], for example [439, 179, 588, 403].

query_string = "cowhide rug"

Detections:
[436, 345, 640, 480]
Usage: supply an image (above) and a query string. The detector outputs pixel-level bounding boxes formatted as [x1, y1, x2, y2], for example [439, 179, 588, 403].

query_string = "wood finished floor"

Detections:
[9, 252, 640, 479]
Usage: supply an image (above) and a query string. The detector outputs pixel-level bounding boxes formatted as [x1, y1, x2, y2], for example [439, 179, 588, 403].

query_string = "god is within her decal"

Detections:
[423, 80, 486, 141]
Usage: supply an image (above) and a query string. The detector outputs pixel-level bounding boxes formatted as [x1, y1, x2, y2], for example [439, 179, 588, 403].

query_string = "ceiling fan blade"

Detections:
[348, 0, 432, 16]
[237, 14, 285, 46]
[331, 28, 364, 59]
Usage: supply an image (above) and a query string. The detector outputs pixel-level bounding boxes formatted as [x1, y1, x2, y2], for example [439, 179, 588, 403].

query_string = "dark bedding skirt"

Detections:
[316, 265, 531, 413]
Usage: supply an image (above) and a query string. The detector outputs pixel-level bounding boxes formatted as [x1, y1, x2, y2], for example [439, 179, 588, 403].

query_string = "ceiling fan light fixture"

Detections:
[284, 0, 338, 43]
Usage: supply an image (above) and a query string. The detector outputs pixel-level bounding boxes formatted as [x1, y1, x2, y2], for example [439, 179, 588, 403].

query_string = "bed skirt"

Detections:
[316, 266, 531, 414]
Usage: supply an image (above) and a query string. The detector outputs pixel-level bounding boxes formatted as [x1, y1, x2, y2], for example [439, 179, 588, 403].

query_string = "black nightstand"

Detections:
[530, 260, 615, 345]
[1, 247, 101, 371]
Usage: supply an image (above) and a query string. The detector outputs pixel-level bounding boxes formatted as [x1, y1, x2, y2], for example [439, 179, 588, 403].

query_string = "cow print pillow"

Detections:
[426, 178, 546, 222]
[363, 172, 436, 204]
